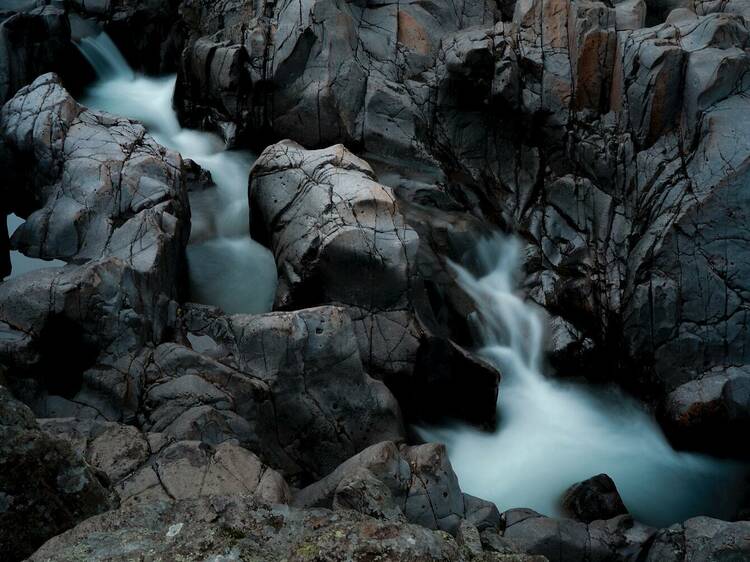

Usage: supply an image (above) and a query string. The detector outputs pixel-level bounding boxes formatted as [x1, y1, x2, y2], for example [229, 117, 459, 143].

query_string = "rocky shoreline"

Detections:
[2, 0, 750, 561]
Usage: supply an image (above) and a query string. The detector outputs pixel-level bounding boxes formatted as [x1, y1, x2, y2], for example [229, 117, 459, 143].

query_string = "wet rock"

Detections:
[0, 386, 116, 562]
[68, 0, 183, 73]
[663, 369, 750, 454]
[1, 73, 189, 274]
[562, 474, 629, 523]
[0, 73, 191, 420]
[249, 141, 421, 376]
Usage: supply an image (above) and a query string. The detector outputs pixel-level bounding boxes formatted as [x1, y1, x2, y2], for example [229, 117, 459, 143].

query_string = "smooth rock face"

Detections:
[562, 474, 629, 523]
[0, 387, 116, 562]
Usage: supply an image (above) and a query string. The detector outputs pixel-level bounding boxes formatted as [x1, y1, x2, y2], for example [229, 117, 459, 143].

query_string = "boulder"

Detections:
[0, 6, 74, 104]
[0, 386, 116, 562]
[503, 509, 655, 562]
[180, 304, 406, 484]
[249, 140, 500, 426]
[561, 474, 629, 523]
[644, 516, 750, 561]
[249, 141, 420, 373]
[0, 73, 191, 421]
[294, 441, 501, 535]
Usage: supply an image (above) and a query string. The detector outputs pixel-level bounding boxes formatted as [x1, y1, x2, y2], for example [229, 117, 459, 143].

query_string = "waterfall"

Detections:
[77, 32, 133, 80]
[76, 33, 277, 314]
[420, 234, 746, 528]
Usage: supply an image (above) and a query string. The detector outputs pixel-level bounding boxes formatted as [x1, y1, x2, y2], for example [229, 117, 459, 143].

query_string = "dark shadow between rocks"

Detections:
[34, 315, 99, 399]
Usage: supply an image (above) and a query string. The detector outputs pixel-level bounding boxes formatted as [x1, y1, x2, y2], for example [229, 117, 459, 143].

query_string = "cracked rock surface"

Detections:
[2, 0, 750, 560]
[249, 140, 500, 426]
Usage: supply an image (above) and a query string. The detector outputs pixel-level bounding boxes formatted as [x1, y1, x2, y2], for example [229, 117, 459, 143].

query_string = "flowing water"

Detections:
[77, 33, 277, 314]
[419, 235, 747, 528]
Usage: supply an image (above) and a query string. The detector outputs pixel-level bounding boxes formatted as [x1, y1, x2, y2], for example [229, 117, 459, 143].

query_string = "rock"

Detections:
[0, 73, 191, 421]
[68, 0, 183, 73]
[180, 304, 406, 484]
[38, 416, 290, 506]
[0, 6, 74, 104]
[503, 509, 655, 562]
[0, 211, 10, 280]
[1, 73, 189, 274]
[332, 466, 406, 522]
[561, 474, 629, 523]
[249, 140, 500, 426]
[249, 141, 421, 377]
[27, 495, 482, 562]
[0, 386, 116, 562]
[294, 440, 501, 535]
[644, 516, 750, 561]
[663, 369, 750, 454]
[117, 440, 291, 505]
[39, 418, 150, 483]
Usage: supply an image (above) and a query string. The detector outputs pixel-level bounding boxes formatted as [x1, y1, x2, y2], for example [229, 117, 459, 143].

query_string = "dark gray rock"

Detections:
[249, 140, 500, 427]
[68, 0, 183, 73]
[644, 516, 750, 561]
[180, 304, 406, 484]
[0, 73, 191, 421]
[0, 386, 116, 562]
[26, 494, 538, 562]
[294, 440, 501, 536]
[0, 6, 72, 104]
[562, 474, 629, 523]
[503, 509, 655, 562]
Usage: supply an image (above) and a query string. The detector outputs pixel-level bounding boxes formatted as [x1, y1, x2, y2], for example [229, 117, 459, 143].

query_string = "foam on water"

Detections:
[77, 33, 277, 314]
[419, 234, 747, 528]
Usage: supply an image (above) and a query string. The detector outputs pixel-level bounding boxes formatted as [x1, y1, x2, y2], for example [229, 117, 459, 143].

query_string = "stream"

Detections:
[77, 32, 277, 314]
[420, 235, 746, 527]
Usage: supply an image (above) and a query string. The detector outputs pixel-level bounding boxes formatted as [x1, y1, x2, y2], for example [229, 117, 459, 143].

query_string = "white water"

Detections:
[420, 235, 746, 528]
[77, 33, 277, 314]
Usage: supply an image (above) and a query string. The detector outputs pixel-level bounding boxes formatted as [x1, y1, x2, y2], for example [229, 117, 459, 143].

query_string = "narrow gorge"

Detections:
[2, 1, 750, 561]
